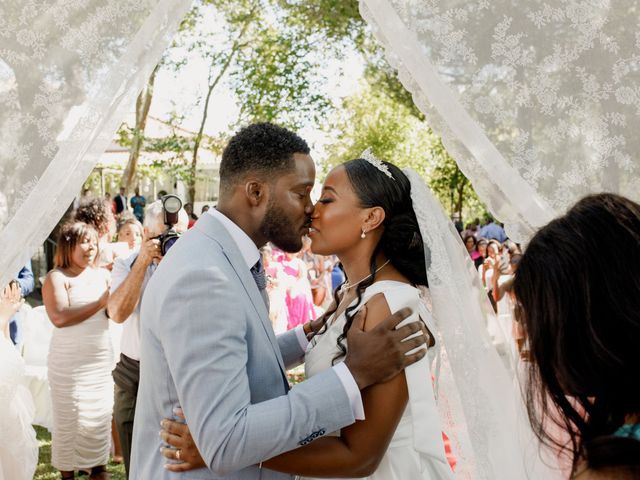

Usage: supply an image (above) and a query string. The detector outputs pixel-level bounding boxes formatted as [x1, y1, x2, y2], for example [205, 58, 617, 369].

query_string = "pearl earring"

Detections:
[361, 229, 366, 239]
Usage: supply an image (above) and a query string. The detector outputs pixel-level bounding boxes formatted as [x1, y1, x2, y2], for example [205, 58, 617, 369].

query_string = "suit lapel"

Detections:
[194, 215, 287, 378]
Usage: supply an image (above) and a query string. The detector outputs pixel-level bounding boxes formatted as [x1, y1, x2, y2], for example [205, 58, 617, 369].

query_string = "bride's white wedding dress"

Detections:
[298, 280, 454, 480]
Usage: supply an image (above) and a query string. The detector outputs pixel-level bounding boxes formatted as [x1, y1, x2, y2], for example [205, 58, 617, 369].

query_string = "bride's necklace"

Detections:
[340, 260, 391, 293]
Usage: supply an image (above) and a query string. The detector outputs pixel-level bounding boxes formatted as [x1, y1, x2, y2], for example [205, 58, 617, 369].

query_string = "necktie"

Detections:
[251, 258, 287, 391]
[250, 259, 269, 308]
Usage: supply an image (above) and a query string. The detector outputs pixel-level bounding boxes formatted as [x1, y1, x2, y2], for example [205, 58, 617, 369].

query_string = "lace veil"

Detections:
[405, 168, 561, 479]
[0, 0, 192, 287]
[361, 1, 640, 243]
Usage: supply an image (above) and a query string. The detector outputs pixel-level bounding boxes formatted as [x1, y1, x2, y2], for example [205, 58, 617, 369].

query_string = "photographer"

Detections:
[107, 199, 188, 478]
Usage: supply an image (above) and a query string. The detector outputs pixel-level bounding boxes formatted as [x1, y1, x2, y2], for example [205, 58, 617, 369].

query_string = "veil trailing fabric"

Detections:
[404, 168, 561, 479]
[360, 0, 640, 242]
[0, 0, 192, 286]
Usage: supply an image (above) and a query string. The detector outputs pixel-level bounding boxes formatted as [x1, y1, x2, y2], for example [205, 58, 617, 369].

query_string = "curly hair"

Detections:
[74, 198, 113, 237]
[219, 122, 310, 193]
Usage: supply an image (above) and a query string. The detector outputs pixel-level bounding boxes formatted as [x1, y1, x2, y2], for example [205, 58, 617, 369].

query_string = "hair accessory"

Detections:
[361, 148, 394, 180]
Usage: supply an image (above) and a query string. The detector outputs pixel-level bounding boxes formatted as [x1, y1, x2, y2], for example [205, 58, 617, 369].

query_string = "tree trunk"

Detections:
[455, 178, 467, 220]
[187, 14, 254, 202]
[122, 64, 160, 193]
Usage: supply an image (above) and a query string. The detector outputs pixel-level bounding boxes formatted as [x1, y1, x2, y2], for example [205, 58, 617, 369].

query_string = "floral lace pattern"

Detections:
[0, 0, 192, 286]
[405, 169, 560, 479]
[361, 0, 640, 242]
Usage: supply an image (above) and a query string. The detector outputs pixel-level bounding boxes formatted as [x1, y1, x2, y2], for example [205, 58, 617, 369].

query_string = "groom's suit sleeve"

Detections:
[277, 329, 305, 369]
[158, 264, 356, 476]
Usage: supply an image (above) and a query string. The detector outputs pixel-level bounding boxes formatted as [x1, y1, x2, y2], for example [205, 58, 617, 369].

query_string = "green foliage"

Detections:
[323, 80, 487, 221]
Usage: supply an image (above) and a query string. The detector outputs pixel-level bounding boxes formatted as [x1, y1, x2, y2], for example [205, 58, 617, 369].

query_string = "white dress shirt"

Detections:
[110, 250, 156, 361]
[208, 209, 364, 420]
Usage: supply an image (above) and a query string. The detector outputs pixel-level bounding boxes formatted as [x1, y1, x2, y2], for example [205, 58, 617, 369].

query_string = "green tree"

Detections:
[324, 80, 487, 221]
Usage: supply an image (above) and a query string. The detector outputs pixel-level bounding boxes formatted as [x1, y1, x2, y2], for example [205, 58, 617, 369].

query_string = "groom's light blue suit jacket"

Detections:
[130, 214, 355, 479]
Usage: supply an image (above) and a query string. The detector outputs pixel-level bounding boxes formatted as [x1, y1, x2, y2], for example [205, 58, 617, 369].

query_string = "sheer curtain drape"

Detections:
[360, 0, 640, 243]
[0, 0, 192, 286]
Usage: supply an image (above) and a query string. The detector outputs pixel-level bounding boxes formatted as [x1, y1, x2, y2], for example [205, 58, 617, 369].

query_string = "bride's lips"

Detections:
[308, 226, 318, 236]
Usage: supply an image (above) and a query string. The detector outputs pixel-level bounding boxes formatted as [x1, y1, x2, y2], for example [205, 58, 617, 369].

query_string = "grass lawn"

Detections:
[34, 426, 125, 480]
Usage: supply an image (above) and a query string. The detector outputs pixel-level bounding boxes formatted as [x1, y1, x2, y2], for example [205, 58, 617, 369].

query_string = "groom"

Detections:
[130, 123, 428, 479]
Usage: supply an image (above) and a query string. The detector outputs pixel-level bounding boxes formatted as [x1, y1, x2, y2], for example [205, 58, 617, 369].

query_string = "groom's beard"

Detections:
[260, 201, 304, 253]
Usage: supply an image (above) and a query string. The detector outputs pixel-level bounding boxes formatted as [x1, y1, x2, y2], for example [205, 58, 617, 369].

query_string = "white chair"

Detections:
[21, 305, 54, 430]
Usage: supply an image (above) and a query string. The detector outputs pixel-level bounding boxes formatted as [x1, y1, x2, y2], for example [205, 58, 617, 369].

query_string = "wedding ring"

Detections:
[176, 449, 182, 461]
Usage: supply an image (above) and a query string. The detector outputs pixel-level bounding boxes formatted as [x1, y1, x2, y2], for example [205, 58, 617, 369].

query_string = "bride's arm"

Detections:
[260, 293, 408, 477]
[160, 294, 411, 476]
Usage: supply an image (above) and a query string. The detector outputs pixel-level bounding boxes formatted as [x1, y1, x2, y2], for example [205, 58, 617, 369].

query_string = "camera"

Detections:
[155, 194, 183, 255]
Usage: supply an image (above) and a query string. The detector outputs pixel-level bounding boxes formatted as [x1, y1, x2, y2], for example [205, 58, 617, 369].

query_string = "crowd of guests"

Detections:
[1, 190, 638, 479]
[458, 215, 525, 368]
[262, 238, 344, 334]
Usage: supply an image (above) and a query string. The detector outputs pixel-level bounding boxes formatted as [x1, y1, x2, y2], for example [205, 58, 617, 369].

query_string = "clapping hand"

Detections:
[0, 281, 24, 336]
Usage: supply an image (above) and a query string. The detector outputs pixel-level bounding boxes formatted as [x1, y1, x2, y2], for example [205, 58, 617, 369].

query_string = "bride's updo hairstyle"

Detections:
[514, 193, 640, 477]
[326, 157, 427, 361]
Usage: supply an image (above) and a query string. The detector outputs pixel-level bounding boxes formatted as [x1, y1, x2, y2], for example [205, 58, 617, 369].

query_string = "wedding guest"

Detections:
[474, 238, 488, 269]
[201, 204, 210, 214]
[262, 244, 288, 334]
[104, 192, 116, 215]
[114, 187, 128, 215]
[130, 187, 146, 223]
[463, 234, 480, 261]
[116, 218, 143, 252]
[0, 280, 38, 480]
[282, 251, 316, 330]
[479, 214, 507, 242]
[42, 221, 113, 480]
[9, 259, 34, 347]
[75, 198, 117, 269]
[514, 193, 640, 479]
[184, 202, 198, 229]
[107, 201, 188, 478]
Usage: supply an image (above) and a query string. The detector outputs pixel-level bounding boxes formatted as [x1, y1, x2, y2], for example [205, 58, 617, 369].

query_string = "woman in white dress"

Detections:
[42, 221, 113, 480]
[259, 157, 454, 479]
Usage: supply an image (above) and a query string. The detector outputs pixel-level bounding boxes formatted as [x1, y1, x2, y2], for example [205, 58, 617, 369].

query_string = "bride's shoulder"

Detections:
[360, 281, 419, 332]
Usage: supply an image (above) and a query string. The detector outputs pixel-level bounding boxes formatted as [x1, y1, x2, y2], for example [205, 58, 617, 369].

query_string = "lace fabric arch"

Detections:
[361, 0, 640, 242]
[405, 168, 560, 479]
[0, 0, 192, 286]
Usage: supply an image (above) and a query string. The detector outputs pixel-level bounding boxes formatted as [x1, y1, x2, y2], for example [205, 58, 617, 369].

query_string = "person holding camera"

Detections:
[107, 199, 188, 477]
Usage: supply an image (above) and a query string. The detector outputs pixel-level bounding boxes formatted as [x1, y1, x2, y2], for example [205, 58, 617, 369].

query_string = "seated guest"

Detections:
[514, 193, 640, 479]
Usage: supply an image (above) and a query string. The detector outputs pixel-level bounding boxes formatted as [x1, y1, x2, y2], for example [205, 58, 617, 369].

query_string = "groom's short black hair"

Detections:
[219, 123, 310, 192]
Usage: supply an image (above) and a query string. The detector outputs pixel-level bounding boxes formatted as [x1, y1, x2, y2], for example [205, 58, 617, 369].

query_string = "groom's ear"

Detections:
[244, 179, 268, 207]
[363, 206, 386, 232]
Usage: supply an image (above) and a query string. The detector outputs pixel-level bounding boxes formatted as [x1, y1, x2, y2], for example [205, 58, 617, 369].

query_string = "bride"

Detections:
[160, 153, 455, 479]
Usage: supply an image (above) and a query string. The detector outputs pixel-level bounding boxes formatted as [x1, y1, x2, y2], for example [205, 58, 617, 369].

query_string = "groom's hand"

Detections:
[160, 408, 206, 472]
[344, 305, 428, 390]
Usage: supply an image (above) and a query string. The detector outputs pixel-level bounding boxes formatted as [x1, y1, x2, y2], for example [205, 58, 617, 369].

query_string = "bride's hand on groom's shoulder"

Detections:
[344, 303, 429, 391]
[160, 408, 207, 472]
